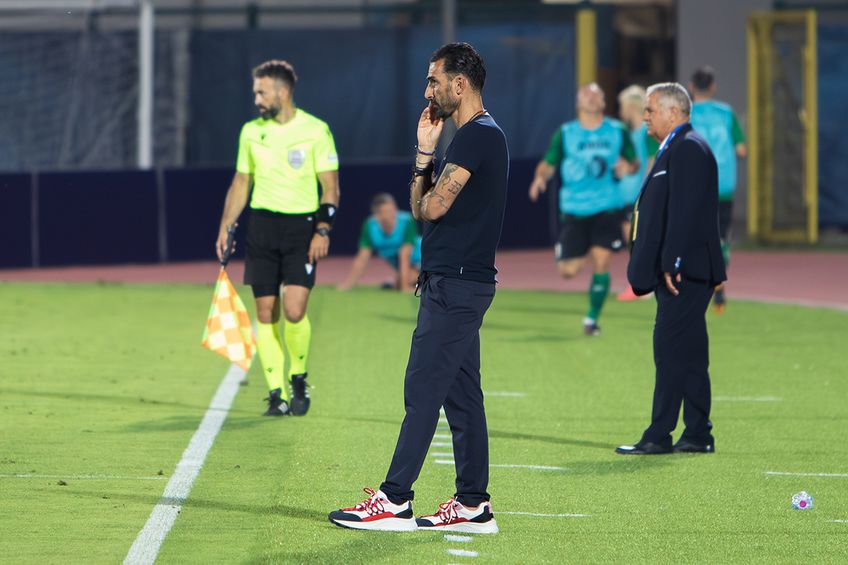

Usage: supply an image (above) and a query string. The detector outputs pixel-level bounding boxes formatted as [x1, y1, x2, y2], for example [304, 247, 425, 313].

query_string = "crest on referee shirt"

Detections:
[288, 149, 306, 169]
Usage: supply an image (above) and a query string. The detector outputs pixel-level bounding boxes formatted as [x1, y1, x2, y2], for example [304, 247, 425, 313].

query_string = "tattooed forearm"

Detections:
[410, 170, 435, 221]
[420, 163, 467, 222]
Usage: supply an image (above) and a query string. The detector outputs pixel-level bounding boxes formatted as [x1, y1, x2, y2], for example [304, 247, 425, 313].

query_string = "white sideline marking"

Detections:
[431, 442, 452, 447]
[491, 464, 567, 471]
[444, 534, 473, 543]
[432, 460, 567, 471]
[447, 548, 479, 557]
[500, 511, 591, 518]
[714, 396, 782, 402]
[830, 520, 848, 523]
[484, 391, 528, 398]
[123, 363, 244, 565]
[0, 473, 166, 481]
[434, 434, 452, 439]
[765, 471, 848, 478]
[431, 452, 454, 458]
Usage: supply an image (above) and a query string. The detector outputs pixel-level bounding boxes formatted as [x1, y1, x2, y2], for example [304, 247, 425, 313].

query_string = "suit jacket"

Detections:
[627, 123, 727, 295]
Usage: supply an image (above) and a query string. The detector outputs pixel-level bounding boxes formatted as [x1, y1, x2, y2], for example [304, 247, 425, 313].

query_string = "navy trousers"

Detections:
[381, 274, 495, 507]
[641, 279, 715, 447]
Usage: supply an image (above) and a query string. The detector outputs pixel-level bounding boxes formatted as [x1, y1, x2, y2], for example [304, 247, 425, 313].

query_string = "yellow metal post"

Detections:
[762, 16, 775, 241]
[747, 17, 760, 240]
[805, 10, 818, 243]
[576, 8, 597, 85]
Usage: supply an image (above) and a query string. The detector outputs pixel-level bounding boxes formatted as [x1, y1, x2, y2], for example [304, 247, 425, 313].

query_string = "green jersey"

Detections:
[543, 118, 636, 216]
[690, 100, 745, 200]
[236, 109, 338, 214]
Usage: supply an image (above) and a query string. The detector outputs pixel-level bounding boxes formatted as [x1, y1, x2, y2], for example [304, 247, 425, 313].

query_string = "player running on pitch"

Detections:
[529, 83, 638, 335]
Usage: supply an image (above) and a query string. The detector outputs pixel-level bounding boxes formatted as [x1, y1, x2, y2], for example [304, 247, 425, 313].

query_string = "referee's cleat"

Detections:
[583, 318, 601, 336]
[328, 488, 417, 531]
[290, 373, 311, 416]
[713, 284, 727, 314]
[416, 498, 499, 534]
[262, 388, 290, 417]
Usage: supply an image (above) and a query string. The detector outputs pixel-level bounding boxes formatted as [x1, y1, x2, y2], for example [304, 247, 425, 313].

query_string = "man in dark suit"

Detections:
[616, 82, 726, 456]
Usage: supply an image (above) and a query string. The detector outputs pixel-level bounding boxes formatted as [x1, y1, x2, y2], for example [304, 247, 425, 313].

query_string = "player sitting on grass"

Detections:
[338, 193, 421, 292]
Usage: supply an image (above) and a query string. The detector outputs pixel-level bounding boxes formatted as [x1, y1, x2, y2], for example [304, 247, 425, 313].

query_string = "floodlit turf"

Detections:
[1, 281, 846, 564]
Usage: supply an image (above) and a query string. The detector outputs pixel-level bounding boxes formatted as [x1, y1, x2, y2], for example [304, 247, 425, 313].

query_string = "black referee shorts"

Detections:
[555, 210, 624, 261]
[244, 209, 316, 297]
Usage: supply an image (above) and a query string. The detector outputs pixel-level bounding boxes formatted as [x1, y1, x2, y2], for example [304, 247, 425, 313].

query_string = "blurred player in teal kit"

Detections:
[529, 83, 638, 335]
[615, 85, 658, 301]
[338, 193, 421, 291]
[689, 66, 747, 313]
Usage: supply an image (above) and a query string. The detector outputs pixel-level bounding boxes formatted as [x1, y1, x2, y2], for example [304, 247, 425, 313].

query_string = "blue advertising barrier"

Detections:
[1, 174, 32, 268]
[37, 170, 160, 266]
[0, 158, 553, 269]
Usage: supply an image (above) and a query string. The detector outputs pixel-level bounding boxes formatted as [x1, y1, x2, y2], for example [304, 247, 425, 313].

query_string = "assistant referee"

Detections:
[216, 60, 340, 418]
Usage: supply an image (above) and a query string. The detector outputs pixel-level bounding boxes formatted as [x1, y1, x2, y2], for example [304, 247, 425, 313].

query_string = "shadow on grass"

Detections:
[490, 333, 576, 343]
[336, 415, 400, 428]
[565, 457, 675, 475]
[265, 533, 438, 564]
[122, 415, 268, 433]
[489, 429, 612, 451]
[0, 387, 254, 416]
[59, 488, 328, 523]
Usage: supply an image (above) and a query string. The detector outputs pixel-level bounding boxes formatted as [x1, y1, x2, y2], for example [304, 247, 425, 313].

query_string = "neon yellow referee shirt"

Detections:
[236, 109, 339, 214]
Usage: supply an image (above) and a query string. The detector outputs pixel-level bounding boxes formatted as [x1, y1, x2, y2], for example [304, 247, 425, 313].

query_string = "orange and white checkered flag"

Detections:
[201, 268, 255, 371]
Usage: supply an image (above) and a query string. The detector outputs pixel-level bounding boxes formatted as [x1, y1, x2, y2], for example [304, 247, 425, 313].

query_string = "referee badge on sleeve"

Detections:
[288, 149, 306, 169]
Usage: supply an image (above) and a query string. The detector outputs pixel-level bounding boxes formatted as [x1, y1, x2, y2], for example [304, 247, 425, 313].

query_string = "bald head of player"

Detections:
[577, 82, 605, 116]
[252, 60, 298, 122]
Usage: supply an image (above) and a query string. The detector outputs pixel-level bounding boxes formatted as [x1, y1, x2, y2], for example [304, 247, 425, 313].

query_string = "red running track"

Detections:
[1, 249, 846, 311]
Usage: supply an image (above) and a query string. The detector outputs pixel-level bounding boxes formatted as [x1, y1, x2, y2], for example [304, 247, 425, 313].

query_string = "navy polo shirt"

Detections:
[421, 114, 509, 283]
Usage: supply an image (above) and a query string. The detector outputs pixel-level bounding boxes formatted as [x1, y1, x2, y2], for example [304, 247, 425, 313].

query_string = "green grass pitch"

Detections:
[1, 281, 846, 563]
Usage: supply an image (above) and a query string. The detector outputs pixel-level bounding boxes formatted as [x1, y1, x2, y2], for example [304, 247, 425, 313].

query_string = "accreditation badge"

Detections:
[288, 148, 306, 169]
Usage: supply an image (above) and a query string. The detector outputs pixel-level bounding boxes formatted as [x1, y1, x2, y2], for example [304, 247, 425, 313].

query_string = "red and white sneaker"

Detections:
[416, 498, 499, 534]
[328, 488, 417, 531]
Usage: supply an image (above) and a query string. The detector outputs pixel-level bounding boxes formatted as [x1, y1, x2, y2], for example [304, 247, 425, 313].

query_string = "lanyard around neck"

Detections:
[656, 123, 687, 157]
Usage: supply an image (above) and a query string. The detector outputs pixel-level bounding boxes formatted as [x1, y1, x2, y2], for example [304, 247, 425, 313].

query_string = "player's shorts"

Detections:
[244, 208, 316, 296]
[555, 210, 624, 261]
[718, 200, 733, 242]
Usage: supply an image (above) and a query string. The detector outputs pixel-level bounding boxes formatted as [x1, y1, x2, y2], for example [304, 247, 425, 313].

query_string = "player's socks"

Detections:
[587, 272, 610, 322]
[284, 315, 311, 376]
[256, 321, 286, 397]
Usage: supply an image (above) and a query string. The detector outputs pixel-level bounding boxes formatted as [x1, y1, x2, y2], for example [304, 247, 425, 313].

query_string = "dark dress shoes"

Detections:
[614, 441, 673, 455]
[672, 440, 715, 453]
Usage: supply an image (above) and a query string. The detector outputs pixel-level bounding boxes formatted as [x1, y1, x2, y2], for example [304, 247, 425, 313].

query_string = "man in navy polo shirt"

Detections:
[329, 42, 509, 534]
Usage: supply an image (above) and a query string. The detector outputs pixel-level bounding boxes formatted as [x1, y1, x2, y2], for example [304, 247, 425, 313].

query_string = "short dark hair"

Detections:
[430, 42, 486, 91]
[371, 192, 396, 211]
[252, 59, 298, 90]
[691, 66, 715, 91]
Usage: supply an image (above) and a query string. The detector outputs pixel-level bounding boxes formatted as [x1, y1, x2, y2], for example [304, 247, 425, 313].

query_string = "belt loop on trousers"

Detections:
[414, 271, 430, 297]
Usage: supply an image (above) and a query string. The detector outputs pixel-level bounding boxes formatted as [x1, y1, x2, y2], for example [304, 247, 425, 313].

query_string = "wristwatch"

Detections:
[316, 227, 331, 237]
